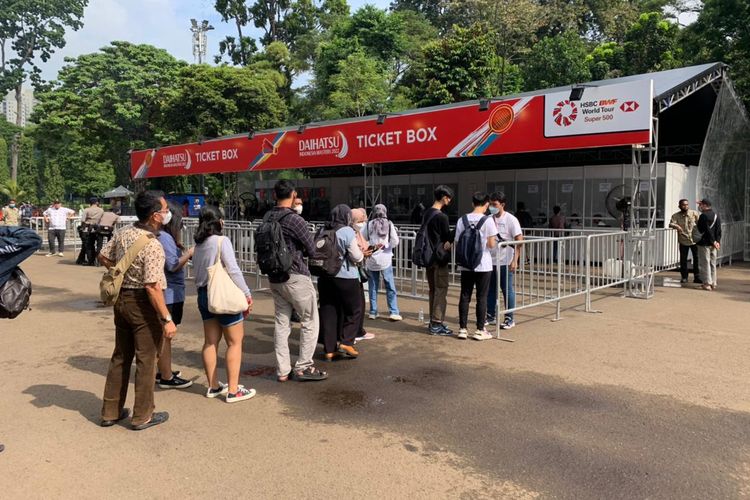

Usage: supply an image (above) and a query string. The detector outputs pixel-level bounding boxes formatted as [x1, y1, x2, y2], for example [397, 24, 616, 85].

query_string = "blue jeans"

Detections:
[368, 266, 400, 316]
[487, 265, 515, 321]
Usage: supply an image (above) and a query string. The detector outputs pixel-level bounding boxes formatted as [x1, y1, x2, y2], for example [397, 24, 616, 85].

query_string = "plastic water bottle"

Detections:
[418, 308, 424, 324]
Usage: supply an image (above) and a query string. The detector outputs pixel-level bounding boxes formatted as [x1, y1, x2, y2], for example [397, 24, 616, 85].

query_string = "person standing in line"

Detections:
[422, 185, 454, 336]
[549, 205, 565, 263]
[364, 204, 401, 321]
[192, 205, 256, 403]
[669, 199, 701, 284]
[515, 202, 534, 229]
[318, 205, 365, 360]
[155, 202, 194, 389]
[266, 180, 328, 382]
[78, 197, 104, 265]
[486, 192, 523, 330]
[351, 208, 374, 341]
[43, 199, 75, 257]
[454, 192, 497, 341]
[98, 190, 174, 430]
[2, 199, 19, 226]
[695, 198, 722, 291]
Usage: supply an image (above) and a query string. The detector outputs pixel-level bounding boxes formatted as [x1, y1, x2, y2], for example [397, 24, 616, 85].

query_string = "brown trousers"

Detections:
[101, 289, 163, 426]
[426, 264, 449, 324]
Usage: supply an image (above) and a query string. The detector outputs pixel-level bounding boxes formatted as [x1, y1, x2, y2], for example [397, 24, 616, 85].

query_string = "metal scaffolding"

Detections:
[363, 163, 382, 213]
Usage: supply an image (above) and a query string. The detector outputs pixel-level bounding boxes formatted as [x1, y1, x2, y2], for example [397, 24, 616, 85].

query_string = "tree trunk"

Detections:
[10, 83, 22, 181]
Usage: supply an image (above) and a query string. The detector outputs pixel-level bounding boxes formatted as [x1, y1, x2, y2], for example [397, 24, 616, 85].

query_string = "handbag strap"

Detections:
[214, 236, 224, 266]
[115, 233, 153, 274]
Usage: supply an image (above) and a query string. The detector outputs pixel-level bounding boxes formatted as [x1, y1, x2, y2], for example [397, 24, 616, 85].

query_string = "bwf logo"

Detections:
[620, 101, 639, 112]
[552, 100, 578, 127]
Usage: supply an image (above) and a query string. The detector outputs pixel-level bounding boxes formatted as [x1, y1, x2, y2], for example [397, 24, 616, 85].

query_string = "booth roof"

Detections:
[102, 185, 133, 198]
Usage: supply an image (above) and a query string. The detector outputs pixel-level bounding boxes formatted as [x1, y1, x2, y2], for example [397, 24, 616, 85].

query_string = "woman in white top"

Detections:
[192, 205, 255, 403]
[362, 204, 401, 321]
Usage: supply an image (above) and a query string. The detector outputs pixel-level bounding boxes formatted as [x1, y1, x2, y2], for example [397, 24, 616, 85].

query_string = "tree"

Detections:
[522, 31, 592, 91]
[325, 50, 390, 118]
[214, 0, 257, 66]
[623, 12, 681, 74]
[411, 23, 504, 106]
[32, 42, 186, 186]
[42, 161, 65, 204]
[160, 64, 288, 141]
[587, 41, 626, 80]
[0, 137, 8, 185]
[390, 0, 449, 29]
[0, 0, 88, 181]
[16, 134, 39, 203]
[679, 0, 750, 109]
[0, 180, 26, 202]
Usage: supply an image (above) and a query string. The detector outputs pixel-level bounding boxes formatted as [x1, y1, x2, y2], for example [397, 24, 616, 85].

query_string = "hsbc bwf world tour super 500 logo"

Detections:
[552, 100, 578, 127]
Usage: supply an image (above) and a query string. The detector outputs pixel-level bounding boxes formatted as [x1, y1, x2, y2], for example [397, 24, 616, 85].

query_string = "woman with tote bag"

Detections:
[192, 205, 256, 403]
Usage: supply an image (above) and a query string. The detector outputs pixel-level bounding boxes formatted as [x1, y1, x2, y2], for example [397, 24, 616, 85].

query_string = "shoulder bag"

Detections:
[99, 233, 153, 306]
[207, 236, 248, 314]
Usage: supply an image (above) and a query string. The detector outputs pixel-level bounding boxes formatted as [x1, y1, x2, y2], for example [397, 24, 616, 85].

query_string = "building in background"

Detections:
[2, 88, 35, 127]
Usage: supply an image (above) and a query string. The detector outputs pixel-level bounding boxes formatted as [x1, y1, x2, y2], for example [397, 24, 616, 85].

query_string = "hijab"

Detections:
[326, 204, 352, 230]
[369, 204, 389, 238]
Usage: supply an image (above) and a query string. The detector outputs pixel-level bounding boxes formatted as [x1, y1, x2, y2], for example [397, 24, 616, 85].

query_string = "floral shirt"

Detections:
[100, 225, 166, 290]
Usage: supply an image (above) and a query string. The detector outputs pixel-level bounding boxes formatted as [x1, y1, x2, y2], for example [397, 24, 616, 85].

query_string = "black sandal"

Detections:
[293, 366, 328, 381]
[132, 411, 169, 431]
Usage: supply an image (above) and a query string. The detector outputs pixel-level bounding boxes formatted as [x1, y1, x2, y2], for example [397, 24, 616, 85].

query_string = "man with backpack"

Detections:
[415, 185, 454, 336]
[454, 192, 497, 341]
[257, 180, 327, 382]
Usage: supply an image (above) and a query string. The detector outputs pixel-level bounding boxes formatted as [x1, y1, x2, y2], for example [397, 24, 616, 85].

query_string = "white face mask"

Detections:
[293, 205, 303, 215]
[355, 222, 365, 230]
[161, 210, 172, 226]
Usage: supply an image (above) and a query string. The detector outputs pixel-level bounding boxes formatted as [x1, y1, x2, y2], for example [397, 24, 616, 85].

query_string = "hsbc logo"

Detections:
[620, 101, 639, 112]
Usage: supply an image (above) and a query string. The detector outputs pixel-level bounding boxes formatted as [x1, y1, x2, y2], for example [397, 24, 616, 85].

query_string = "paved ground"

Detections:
[1, 255, 749, 499]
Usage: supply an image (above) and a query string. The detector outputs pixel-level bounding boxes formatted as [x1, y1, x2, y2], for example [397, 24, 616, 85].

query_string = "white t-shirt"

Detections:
[454, 212, 498, 272]
[43, 206, 75, 230]
[490, 211, 523, 266]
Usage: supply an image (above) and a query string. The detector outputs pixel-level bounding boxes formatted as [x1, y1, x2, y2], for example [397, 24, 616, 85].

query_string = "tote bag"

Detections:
[207, 236, 248, 314]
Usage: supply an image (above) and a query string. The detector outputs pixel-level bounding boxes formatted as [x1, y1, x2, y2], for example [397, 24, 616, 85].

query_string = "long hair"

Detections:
[194, 205, 223, 244]
[162, 201, 184, 250]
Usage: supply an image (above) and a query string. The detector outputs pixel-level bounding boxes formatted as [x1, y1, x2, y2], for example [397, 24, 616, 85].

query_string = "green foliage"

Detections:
[411, 23, 503, 106]
[587, 41, 627, 80]
[0, 180, 26, 202]
[522, 31, 591, 91]
[679, 0, 750, 110]
[32, 42, 187, 187]
[42, 161, 65, 204]
[161, 64, 288, 141]
[17, 135, 39, 203]
[325, 51, 390, 118]
[623, 12, 682, 74]
[0, 137, 8, 185]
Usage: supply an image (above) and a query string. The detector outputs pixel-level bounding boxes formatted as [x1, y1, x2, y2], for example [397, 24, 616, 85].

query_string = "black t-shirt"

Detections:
[422, 207, 452, 267]
[696, 209, 722, 246]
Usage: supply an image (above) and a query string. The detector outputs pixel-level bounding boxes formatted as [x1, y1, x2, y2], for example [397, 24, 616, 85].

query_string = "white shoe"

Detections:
[456, 328, 468, 339]
[205, 382, 229, 398]
[368, 313, 377, 320]
[389, 314, 403, 321]
[500, 319, 516, 330]
[225, 386, 256, 403]
[472, 329, 493, 341]
[57, 252, 64, 257]
[46, 253, 55, 257]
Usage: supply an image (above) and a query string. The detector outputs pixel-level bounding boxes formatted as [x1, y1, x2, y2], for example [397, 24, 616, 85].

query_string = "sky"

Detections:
[37, 0, 391, 82]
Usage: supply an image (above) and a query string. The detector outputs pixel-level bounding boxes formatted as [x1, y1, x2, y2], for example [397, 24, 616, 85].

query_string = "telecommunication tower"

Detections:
[190, 19, 214, 64]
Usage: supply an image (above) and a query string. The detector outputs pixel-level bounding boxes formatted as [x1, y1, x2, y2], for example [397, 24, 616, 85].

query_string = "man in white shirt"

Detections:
[454, 192, 497, 341]
[487, 192, 523, 330]
[43, 199, 75, 257]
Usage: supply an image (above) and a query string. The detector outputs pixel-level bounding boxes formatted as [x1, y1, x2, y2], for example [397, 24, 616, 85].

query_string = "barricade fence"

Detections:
[23, 215, 744, 326]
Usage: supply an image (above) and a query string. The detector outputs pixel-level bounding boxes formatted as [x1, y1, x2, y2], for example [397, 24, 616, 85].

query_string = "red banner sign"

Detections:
[131, 82, 652, 179]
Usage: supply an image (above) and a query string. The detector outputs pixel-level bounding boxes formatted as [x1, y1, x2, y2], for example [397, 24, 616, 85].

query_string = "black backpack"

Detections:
[0, 267, 32, 319]
[455, 215, 489, 270]
[308, 227, 343, 277]
[412, 210, 441, 268]
[256, 211, 294, 277]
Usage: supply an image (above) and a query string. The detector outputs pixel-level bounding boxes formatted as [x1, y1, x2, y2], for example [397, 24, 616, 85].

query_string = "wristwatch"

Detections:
[160, 314, 173, 324]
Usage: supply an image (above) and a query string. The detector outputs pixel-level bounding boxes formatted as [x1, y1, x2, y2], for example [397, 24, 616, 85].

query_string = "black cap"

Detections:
[698, 198, 712, 207]
[89, 197, 99, 204]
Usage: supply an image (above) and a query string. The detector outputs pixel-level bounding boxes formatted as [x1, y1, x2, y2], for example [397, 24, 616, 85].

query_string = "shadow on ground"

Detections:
[22, 384, 102, 425]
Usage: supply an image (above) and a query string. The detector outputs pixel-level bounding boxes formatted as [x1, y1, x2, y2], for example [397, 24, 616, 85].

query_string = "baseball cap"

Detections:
[697, 198, 712, 206]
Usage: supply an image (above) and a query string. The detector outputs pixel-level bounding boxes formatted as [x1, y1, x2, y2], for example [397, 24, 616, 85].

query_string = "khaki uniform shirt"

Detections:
[2, 206, 19, 225]
[669, 209, 699, 246]
[82, 206, 104, 225]
[100, 225, 166, 290]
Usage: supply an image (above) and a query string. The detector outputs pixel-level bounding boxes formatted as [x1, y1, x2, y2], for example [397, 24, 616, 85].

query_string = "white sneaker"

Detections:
[225, 386, 256, 403]
[205, 382, 229, 398]
[368, 313, 378, 320]
[57, 252, 64, 257]
[500, 319, 516, 330]
[45, 253, 55, 257]
[389, 314, 403, 321]
[456, 328, 468, 339]
[472, 329, 493, 341]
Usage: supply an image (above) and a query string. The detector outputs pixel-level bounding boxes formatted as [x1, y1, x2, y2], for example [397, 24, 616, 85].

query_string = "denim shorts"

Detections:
[197, 287, 244, 327]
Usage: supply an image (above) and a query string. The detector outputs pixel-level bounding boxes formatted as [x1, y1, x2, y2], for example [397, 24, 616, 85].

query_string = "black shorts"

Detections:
[166, 302, 184, 325]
